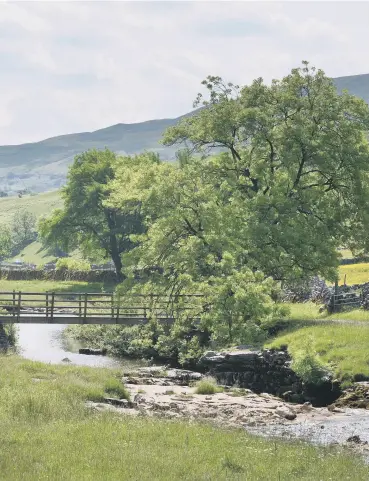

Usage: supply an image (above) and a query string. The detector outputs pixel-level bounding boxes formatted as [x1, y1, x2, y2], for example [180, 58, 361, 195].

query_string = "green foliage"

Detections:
[0, 225, 13, 260]
[194, 377, 223, 395]
[55, 258, 91, 272]
[12, 209, 37, 250]
[103, 377, 130, 400]
[103, 62, 369, 357]
[290, 337, 331, 385]
[38, 149, 147, 280]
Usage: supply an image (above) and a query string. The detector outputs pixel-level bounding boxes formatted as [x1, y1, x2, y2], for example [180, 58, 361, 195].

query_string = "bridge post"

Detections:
[17, 291, 21, 322]
[111, 293, 114, 320]
[116, 293, 120, 323]
[12, 290, 16, 319]
[79, 294, 82, 318]
[50, 292, 55, 323]
[83, 293, 88, 323]
[46, 292, 49, 321]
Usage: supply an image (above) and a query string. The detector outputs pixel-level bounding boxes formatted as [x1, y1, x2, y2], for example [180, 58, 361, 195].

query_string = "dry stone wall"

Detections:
[197, 348, 341, 406]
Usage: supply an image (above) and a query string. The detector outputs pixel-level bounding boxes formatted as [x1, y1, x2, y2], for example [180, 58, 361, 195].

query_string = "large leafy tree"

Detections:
[39, 149, 147, 281]
[109, 62, 369, 345]
[162, 62, 369, 281]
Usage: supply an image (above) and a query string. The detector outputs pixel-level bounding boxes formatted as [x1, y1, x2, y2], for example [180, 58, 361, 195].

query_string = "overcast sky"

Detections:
[1, 1, 369, 145]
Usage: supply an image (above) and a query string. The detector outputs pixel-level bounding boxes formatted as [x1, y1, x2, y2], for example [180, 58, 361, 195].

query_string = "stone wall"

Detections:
[197, 348, 341, 406]
[0, 269, 118, 283]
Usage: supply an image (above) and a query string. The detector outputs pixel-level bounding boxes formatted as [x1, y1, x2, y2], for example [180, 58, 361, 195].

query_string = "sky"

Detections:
[1, 0, 369, 145]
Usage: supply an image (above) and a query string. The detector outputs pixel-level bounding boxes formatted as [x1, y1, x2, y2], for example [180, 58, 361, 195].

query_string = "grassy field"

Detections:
[266, 323, 369, 383]
[0, 191, 62, 264]
[338, 262, 369, 285]
[0, 356, 367, 481]
[8, 240, 56, 264]
[285, 301, 369, 322]
[0, 191, 62, 224]
[0, 279, 115, 293]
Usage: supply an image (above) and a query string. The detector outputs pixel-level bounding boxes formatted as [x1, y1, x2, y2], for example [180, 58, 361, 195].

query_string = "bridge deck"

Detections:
[0, 291, 202, 325]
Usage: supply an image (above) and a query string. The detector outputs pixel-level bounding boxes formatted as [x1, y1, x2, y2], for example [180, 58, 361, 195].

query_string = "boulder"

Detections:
[79, 348, 107, 356]
[275, 407, 297, 421]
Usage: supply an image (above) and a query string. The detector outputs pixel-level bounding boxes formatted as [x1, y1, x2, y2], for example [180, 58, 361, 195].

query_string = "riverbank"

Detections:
[1, 355, 369, 481]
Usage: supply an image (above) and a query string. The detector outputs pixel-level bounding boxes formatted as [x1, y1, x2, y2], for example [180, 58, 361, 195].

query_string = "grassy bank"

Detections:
[1, 355, 368, 481]
[285, 302, 369, 322]
[266, 324, 369, 383]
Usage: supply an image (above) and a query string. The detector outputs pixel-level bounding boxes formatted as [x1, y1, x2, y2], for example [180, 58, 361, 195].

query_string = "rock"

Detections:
[61, 357, 71, 363]
[301, 402, 312, 412]
[104, 398, 136, 408]
[166, 369, 203, 382]
[275, 407, 297, 421]
[79, 348, 107, 356]
[347, 435, 368, 445]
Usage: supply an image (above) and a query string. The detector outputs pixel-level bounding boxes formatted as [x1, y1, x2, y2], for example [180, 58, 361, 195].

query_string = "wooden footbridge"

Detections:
[0, 291, 203, 325]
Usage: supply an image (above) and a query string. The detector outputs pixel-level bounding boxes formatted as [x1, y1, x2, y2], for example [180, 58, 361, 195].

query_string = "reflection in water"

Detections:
[17, 324, 141, 369]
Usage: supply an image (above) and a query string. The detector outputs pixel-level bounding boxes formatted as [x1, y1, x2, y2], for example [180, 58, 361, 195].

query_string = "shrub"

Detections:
[291, 337, 331, 386]
[194, 377, 223, 395]
[104, 377, 130, 400]
[55, 258, 91, 272]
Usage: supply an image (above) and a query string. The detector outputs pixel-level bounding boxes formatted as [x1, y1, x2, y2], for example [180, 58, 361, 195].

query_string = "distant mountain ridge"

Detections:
[1, 73, 369, 194]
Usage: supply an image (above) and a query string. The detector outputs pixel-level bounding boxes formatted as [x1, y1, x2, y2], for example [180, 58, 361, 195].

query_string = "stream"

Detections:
[16, 323, 146, 370]
[15, 324, 369, 457]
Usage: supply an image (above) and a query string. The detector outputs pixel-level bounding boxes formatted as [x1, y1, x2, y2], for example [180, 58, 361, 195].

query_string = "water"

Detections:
[16, 323, 145, 369]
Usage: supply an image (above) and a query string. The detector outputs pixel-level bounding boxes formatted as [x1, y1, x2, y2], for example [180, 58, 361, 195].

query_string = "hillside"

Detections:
[1, 73, 369, 194]
[0, 114, 191, 195]
[0, 191, 63, 265]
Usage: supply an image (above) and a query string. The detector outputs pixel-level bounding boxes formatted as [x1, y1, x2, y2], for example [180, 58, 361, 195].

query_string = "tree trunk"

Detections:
[105, 209, 124, 282]
[111, 243, 124, 282]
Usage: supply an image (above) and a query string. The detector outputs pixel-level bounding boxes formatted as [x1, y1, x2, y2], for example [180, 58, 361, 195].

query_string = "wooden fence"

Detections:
[0, 291, 204, 325]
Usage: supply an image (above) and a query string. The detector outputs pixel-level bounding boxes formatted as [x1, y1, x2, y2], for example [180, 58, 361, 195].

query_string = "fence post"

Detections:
[12, 290, 16, 318]
[50, 292, 55, 323]
[17, 291, 21, 322]
[83, 293, 88, 323]
[333, 280, 339, 313]
[111, 293, 114, 320]
[46, 292, 49, 321]
[116, 292, 120, 324]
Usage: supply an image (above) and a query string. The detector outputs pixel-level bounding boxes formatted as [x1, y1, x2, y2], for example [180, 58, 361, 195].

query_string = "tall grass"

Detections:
[266, 324, 369, 382]
[194, 376, 223, 394]
[1, 355, 368, 480]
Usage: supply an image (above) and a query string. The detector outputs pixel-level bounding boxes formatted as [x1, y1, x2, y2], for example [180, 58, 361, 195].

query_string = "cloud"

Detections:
[0, 1, 369, 144]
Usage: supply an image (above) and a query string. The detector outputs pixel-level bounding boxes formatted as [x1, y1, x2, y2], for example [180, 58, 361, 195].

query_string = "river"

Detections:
[15, 324, 369, 455]
[16, 323, 145, 370]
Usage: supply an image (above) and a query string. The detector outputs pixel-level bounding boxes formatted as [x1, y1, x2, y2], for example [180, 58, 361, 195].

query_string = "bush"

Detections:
[291, 338, 331, 386]
[194, 377, 223, 395]
[55, 258, 91, 272]
[104, 377, 130, 400]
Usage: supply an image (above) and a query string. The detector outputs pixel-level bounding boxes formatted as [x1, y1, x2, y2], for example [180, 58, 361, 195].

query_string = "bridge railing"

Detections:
[0, 291, 204, 324]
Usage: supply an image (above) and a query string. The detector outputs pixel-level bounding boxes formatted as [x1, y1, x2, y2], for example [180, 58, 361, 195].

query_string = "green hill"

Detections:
[0, 74, 369, 195]
[0, 191, 63, 265]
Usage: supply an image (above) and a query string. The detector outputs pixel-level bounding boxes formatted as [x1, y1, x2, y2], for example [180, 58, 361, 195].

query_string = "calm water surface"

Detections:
[16, 323, 145, 369]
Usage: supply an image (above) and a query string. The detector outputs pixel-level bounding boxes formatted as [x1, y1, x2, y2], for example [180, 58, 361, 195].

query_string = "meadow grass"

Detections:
[194, 376, 224, 395]
[284, 301, 369, 322]
[0, 279, 114, 293]
[338, 262, 369, 285]
[8, 240, 55, 264]
[0, 191, 62, 225]
[1, 355, 368, 481]
[266, 323, 369, 382]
